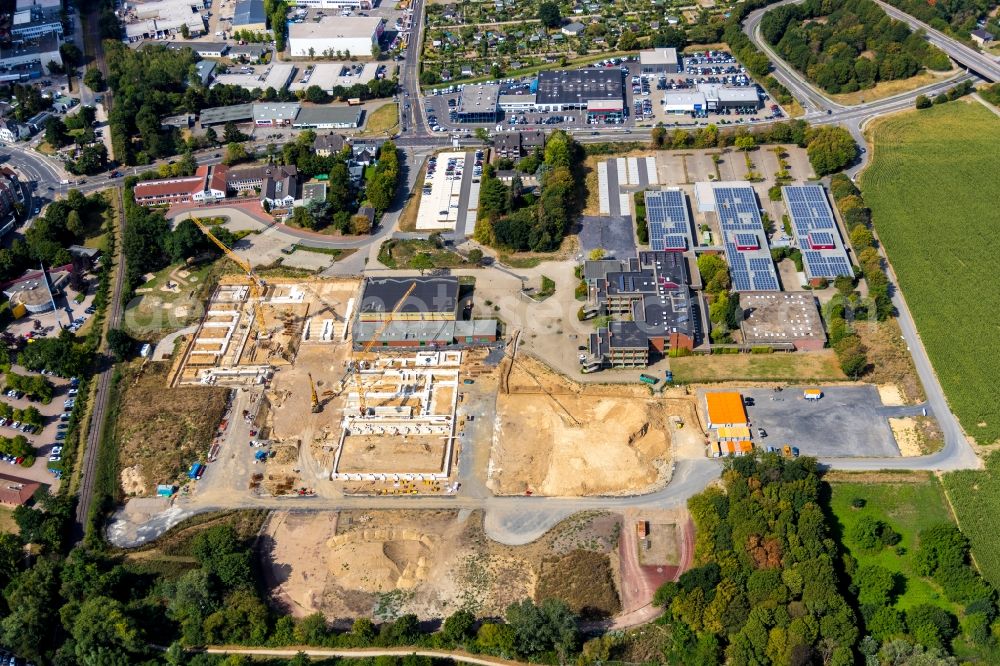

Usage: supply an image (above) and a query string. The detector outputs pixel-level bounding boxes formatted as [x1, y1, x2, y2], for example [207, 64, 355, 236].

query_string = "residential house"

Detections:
[561, 22, 585, 37]
[0, 119, 30, 143]
[226, 164, 299, 208]
[971, 28, 995, 46]
[312, 132, 346, 157]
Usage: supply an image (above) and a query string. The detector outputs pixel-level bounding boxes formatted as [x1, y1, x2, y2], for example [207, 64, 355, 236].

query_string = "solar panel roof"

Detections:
[712, 184, 779, 291]
[645, 190, 692, 251]
[783, 185, 853, 279]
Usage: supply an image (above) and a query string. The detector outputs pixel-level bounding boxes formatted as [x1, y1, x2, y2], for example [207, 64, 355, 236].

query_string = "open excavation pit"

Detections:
[332, 351, 462, 486]
[490, 355, 692, 496]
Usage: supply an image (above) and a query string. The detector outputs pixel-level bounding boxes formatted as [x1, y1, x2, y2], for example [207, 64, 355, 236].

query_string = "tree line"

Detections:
[881, 0, 999, 42]
[651, 120, 857, 176]
[761, 0, 951, 94]
[475, 131, 582, 253]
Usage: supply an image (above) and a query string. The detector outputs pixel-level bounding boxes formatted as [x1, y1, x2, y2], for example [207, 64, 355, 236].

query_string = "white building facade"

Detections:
[288, 16, 384, 57]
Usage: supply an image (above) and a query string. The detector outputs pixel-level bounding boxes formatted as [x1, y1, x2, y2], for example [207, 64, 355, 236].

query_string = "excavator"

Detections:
[308, 372, 321, 413]
[190, 216, 268, 336]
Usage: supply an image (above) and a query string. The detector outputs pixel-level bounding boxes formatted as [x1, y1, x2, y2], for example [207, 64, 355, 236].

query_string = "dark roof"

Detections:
[313, 132, 346, 153]
[535, 68, 624, 106]
[606, 321, 648, 349]
[520, 129, 545, 148]
[360, 277, 459, 317]
[972, 28, 994, 40]
[233, 0, 266, 25]
[229, 43, 270, 57]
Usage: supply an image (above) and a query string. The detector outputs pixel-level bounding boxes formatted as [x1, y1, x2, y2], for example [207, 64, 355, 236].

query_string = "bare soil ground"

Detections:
[491, 356, 693, 496]
[889, 416, 944, 457]
[855, 320, 926, 404]
[117, 362, 229, 494]
[337, 435, 447, 474]
[260, 509, 622, 622]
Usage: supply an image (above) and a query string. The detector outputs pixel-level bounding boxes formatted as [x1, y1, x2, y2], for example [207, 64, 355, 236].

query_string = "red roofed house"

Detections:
[132, 165, 229, 207]
[0, 472, 40, 506]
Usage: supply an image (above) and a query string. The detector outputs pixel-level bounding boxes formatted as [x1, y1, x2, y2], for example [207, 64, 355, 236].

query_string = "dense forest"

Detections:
[882, 0, 1000, 40]
[474, 131, 582, 252]
[761, 0, 952, 94]
[652, 455, 859, 664]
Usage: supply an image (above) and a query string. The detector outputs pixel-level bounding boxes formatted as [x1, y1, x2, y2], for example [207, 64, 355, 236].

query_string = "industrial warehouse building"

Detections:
[288, 16, 384, 57]
[534, 68, 624, 113]
[359, 277, 460, 322]
[355, 276, 497, 348]
[454, 84, 500, 123]
[663, 83, 761, 114]
[739, 292, 826, 351]
[639, 48, 680, 74]
[232, 0, 267, 33]
[585, 251, 696, 368]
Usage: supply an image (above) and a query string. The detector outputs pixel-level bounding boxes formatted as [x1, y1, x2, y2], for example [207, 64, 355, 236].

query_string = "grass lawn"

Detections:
[359, 102, 399, 137]
[828, 474, 958, 612]
[670, 350, 847, 384]
[943, 454, 1000, 590]
[377, 238, 469, 270]
[125, 260, 222, 336]
[0, 507, 18, 535]
[860, 101, 1000, 444]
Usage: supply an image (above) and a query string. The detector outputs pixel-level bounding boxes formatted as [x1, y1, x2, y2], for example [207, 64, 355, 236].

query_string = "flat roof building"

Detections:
[0, 33, 62, 74]
[288, 62, 379, 92]
[288, 16, 384, 57]
[455, 84, 500, 123]
[292, 105, 363, 129]
[782, 185, 852, 284]
[587, 251, 696, 368]
[11, 7, 64, 40]
[252, 102, 301, 126]
[352, 319, 497, 348]
[535, 68, 624, 112]
[705, 392, 748, 428]
[233, 0, 268, 32]
[212, 63, 296, 92]
[359, 276, 459, 322]
[739, 292, 826, 351]
[199, 103, 254, 126]
[640, 48, 680, 74]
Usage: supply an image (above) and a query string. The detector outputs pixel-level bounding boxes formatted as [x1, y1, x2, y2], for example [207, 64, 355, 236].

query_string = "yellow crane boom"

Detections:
[351, 281, 416, 416]
[190, 216, 268, 335]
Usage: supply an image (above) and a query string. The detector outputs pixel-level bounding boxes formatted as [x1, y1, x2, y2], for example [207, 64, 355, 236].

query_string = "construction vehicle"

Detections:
[639, 373, 659, 385]
[340, 282, 417, 417]
[190, 216, 268, 336]
[308, 373, 321, 413]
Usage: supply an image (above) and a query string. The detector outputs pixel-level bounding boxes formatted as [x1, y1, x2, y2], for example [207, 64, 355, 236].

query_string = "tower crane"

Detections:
[346, 281, 416, 417]
[190, 216, 268, 336]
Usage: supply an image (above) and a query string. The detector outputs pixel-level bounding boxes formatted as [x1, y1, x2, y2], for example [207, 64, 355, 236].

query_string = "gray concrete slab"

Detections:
[579, 215, 637, 259]
[605, 160, 622, 217]
[742, 385, 900, 458]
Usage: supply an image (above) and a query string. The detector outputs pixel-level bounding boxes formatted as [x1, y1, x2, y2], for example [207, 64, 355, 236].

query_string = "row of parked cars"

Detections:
[67, 307, 94, 334]
[0, 417, 40, 435]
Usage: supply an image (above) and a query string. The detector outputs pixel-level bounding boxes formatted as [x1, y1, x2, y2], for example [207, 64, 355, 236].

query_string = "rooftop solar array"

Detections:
[645, 190, 692, 252]
[783, 185, 853, 279]
[712, 185, 779, 291]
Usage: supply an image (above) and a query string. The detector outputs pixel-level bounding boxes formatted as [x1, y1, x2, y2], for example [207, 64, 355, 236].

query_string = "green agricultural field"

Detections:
[860, 101, 1000, 444]
[829, 475, 958, 611]
[943, 453, 1000, 590]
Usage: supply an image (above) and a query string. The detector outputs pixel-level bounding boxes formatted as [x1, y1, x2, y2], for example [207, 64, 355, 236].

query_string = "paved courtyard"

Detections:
[740, 385, 902, 458]
[578, 215, 637, 259]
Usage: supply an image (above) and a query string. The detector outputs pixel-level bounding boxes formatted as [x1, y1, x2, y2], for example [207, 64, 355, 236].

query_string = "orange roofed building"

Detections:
[705, 392, 748, 428]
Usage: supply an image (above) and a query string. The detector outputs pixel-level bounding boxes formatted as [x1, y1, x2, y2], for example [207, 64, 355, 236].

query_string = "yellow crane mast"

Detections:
[308, 373, 321, 413]
[349, 282, 416, 417]
[190, 216, 268, 335]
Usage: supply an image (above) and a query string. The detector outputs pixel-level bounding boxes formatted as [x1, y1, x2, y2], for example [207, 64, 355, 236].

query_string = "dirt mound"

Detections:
[326, 529, 437, 593]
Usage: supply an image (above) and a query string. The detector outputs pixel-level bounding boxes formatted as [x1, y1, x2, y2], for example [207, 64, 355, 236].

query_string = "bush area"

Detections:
[832, 476, 1000, 661]
[981, 82, 1000, 108]
[633, 191, 648, 244]
[859, 101, 1000, 443]
[651, 455, 857, 663]
[475, 131, 581, 252]
[3, 372, 53, 404]
[698, 254, 739, 344]
[761, 0, 951, 94]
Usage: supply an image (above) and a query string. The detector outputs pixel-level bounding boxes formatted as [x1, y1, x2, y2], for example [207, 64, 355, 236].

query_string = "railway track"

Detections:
[73, 186, 127, 541]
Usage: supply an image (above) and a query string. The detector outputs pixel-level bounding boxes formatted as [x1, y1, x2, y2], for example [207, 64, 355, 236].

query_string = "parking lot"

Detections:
[422, 50, 783, 134]
[415, 150, 481, 233]
[0, 367, 78, 488]
[739, 386, 902, 458]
